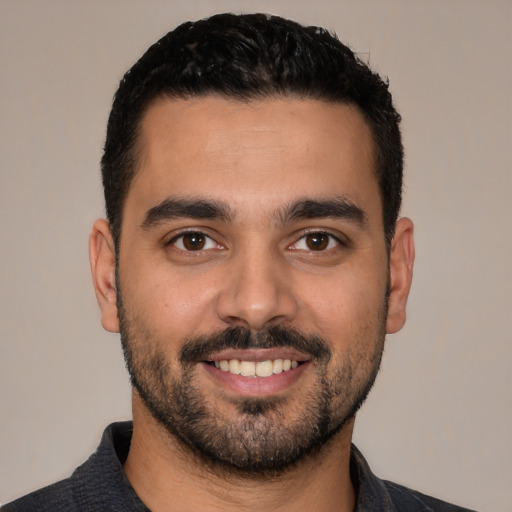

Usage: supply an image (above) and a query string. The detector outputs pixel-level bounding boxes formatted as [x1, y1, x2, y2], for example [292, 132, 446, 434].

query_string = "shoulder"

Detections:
[383, 480, 478, 512]
[350, 444, 477, 512]
[2, 422, 137, 512]
[1, 477, 77, 512]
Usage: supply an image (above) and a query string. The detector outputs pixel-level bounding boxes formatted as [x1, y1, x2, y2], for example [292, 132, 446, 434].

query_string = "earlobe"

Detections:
[89, 219, 120, 333]
[386, 217, 415, 334]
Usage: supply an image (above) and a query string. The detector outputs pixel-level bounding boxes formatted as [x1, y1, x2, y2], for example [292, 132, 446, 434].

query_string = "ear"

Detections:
[386, 217, 415, 334]
[89, 219, 119, 333]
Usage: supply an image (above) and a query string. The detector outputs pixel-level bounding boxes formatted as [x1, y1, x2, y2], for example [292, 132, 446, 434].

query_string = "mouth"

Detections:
[206, 358, 302, 377]
[200, 348, 311, 397]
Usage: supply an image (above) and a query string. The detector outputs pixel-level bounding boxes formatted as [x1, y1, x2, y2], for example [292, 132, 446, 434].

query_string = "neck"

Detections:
[124, 394, 356, 512]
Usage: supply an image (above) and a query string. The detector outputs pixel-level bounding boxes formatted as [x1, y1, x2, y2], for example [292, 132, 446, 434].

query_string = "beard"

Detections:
[118, 290, 387, 477]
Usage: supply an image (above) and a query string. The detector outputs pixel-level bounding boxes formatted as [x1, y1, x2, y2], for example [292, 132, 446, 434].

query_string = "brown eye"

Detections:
[182, 233, 206, 250]
[290, 232, 341, 253]
[169, 231, 222, 253]
[305, 233, 330, 251]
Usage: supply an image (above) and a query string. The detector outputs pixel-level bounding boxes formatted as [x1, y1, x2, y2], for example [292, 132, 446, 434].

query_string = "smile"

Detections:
[212, 359, 300, 377]
[202, 351, 310, 396]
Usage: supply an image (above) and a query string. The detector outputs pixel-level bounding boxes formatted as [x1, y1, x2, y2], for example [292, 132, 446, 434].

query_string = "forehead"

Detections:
[126, 96, 381, 225]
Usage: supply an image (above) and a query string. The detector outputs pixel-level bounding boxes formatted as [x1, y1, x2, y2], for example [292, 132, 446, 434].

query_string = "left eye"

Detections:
[291, 232, 340, 251]
[170, 232, 219, 251]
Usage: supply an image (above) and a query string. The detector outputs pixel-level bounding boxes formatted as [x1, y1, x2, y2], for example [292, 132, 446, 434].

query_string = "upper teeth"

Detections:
[214, 359, 299, 377]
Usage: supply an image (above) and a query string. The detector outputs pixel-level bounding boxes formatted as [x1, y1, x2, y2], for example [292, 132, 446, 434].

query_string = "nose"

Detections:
[216, 248, 299, 331]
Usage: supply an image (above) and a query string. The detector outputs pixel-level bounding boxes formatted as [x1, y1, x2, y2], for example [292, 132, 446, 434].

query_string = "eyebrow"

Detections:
[141, 198, 233, 229]
[141, 195, 367, 230]
[277, 197, 368, 227]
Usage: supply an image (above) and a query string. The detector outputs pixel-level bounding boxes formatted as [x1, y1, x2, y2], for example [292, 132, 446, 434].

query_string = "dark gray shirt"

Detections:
[2, 422, 476, 511]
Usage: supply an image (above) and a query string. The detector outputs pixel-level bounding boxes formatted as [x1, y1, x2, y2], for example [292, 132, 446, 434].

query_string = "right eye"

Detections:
[169, 232, 221, 251]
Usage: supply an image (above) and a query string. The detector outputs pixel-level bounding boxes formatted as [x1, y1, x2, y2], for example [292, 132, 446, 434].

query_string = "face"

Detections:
[91, 96, 414, 475]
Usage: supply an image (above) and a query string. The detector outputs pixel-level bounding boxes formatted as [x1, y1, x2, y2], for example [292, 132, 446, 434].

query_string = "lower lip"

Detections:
[200, 361, 310, 397]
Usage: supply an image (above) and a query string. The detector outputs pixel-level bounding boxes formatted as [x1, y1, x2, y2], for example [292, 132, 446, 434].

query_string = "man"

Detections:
[3, 13, 475, 512]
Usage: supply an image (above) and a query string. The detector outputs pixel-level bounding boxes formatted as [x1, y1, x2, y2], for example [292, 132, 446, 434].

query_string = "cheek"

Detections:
[122, 264, 222, 335]
[299, 272, 386, 337]
[322, 295, 387, 382]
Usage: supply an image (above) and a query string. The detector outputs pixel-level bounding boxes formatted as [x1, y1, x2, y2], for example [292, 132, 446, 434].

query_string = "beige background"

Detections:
[1, 1, 511, 510]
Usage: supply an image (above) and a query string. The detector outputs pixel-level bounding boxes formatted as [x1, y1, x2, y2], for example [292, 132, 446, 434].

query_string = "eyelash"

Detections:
[168, 231, 222, 252]
[289, 231, 344, 252]
[167, 230, 345, 253]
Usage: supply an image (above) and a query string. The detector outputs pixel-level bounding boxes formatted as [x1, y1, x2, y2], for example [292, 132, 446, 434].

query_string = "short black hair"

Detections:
[101, 13, 403, 248]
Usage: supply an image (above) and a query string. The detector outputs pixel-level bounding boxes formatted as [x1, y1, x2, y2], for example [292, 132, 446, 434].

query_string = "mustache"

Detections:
[179, 326, 331, 365]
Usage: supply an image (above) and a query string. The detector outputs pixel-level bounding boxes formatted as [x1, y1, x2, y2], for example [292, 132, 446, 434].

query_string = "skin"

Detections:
[90, 97, 414, 512]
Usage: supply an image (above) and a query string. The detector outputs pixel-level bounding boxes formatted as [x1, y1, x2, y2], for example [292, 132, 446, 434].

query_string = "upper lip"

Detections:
[205, 347, 312, 363]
